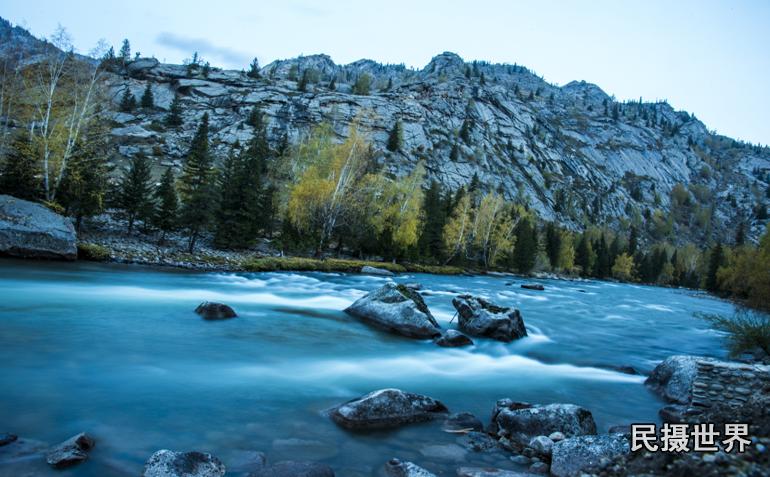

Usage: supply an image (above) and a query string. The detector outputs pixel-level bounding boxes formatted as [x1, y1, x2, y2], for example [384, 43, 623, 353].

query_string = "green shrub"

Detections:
[699, 309, 770, 359]
[77, 242, 111, 261]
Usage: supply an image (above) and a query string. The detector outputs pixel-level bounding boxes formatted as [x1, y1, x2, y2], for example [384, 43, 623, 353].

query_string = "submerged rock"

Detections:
[142, 450, 225, 477]
[248, 460, 334, 477]
[0, 434, 17, 446]
[434, 329, 474, 347]
[385, 458, 436, 477]
[550, 433, 629, 477]
[360, 265, 395, 276]
[0, 194, 77, 260]
[520, 284, 544, 291]
[451, 295, 526, 342]
[329, 388, 448, 430]
[443, 412, 484, 432]
[45, 432, 95, 469]
[344, 283, 441, 339]
[491, 400, 596, 446]
[195, 302, 237, 320]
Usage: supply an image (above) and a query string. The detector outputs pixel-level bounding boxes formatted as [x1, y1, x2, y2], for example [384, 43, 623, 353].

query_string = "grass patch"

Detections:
[77, 242, 111, 261]
[403, 263, 465, 275]
[243, 257, 407, 273]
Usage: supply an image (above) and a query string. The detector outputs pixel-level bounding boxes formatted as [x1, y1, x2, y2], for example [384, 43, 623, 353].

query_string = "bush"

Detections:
[77, 242, 111, 261]
[699, 309, 770, 359]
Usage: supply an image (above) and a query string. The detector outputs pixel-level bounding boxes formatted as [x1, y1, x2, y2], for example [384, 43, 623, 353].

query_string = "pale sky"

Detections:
[5, 0, 769, 145]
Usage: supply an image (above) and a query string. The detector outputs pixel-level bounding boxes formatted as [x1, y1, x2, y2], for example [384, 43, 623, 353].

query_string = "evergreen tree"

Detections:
[119, 87, 136, 112]
[247, 57, 261, 78]
[592, 235, 611, 278]
[575, 234, 593, 276]
[116, 154, 154, 234]
[450, 144, 459, 161]
[460, 118, 472, 144]
[166, 94, 183, 127]
[118, 39, 131, 64]
[0, 132, 41, 201]
[705, 242, 725, 292]
[202, 61, 211, 78]
[352, 74, 371, 95]
[140, 83, 154, 109]
[513, 217, 537, 273]
[628, 225, 638, 255]
[386, 120, 403, 152]
[544, 222, 561, 269]
[735, 222, 746, 246]
[153, 167, 178, 242]
[328, 77, 336, 91]
[418, 180, 447, 261]
[247, 106, 264, 129]
[298, 69, 309, 92]
[178, 113, 218, 253]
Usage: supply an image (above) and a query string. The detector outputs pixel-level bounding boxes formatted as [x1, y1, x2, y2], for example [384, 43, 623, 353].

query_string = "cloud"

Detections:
[156, 32, 251, 68]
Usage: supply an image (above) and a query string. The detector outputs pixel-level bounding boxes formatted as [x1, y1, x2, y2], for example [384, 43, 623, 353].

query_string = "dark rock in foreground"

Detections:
[195, 301, 237, 320]
[644, 355, 701, 404]
[45, 432, 95, 469]
[248, 460, 334, 477]
[329, 388, 448, 430]
[452, 295, 526, 342]
[550, 433, 629, 477]
[0, 194, 77, 260]
[345, 283, 441, 339]
[491, 400, 596, 446]
[142, 450, 225, 477]
[385, 458, 436, 477]
[434, 329, 474, 347]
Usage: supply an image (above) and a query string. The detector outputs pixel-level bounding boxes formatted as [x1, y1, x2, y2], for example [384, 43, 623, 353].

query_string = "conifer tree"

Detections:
[386, 120, 403, 152]
[0, 132, 41, 201]
[544, 222, 561, 269]
[247, 57, 261, 78]
[705, 242, 725, 292]
[116, 154, 154, 234]
[352, 74, 371, 95]
[460, 118, 472, 144]
[513, 217, 537, 273]
[735, 222, 746, 246]
[153, 167, 178, 242]
[298, 69, 309, 92]
[575, 234, 593, 276]
[140, 83, 154, 109]
[166, 94, 183, 127]
[328, 77, 336, 91]
[119, 87, 136, 112]
[418, 180, 447, 261]
[119, 39, 131, 64]
[178, 113, 217, 253]
[450, 144, 459, 161]
[247, 106, 264, 129]
[628, 225, 638, 255]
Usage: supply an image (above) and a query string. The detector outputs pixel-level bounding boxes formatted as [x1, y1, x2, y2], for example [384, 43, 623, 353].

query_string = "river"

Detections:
[0, 259, 735, 476]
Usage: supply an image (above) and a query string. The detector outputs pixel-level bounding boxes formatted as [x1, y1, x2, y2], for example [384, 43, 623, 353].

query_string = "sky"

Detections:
[4, 0, 769, 145]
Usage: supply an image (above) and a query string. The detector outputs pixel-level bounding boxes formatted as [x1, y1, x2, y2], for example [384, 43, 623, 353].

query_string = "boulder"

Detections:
[644, 355, 700, 404]
[434, 329, 474, 347]
[528, 435, 554, 456]
[45, 433, 95, 469]
[0, 434, 17, 446]
[142, 450, 225, 477]
[360, 265, 395, 276]
[457, 431, 501, 452]
[491, 400, 596, 446]
[451, 295, 526, 342]
[328, 388, 448, 430]
[127, 57, 160, 77]
[520, 284, 544, 291]
[195, 302, 237, 320]
[550, 434, 629, 477]
[344, 283, 441, 339]
[385, 458, 436, 477]
[0, 195, 77, 260]
[443, 412, 484, 432]
[248, 460, 334, 477]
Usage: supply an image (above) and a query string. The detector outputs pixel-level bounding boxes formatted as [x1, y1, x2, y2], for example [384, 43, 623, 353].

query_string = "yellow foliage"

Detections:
[611, 253, 635, 281]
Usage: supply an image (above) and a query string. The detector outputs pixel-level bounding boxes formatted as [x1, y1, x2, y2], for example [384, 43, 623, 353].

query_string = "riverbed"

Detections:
[0, 259, 735, 476]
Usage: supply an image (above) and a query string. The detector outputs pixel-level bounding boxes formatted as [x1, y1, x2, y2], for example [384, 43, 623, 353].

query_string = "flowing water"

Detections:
[0, 259, 735, 476]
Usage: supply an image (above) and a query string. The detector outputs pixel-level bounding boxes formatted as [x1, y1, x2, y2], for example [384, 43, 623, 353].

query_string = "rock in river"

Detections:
[329, 388, 449, 430]
[46, 432, 95, 468]
[142, 450, 225, 477]
[434, 329, 474, 347]
[195, 301, 237, 320]
[360, 265, 395, 276]
[345, 283, 441, 339]
[0, 194, 77, 260]
[249, 460, 334, 477]
[385, 458, 436, 477]
[644, 355, 701, 404]
[491, 400, 596, 446]
[451, 295, 526, 342]
[520, 284, 544, 291]
[550, 433, 629, 477]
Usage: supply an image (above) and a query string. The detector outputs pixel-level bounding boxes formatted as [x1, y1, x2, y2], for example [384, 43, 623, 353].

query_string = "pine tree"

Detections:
[140, 83, 154, 109]
[352, 74, 371, 95]
[166, 94, 183, 127]
[328, 77, 336, 91]
[384, 77, 393, 91]
[153, 167, 178, 242]
[705, 242, 725, 292]
[545, 222, 561, 269]
[247, 57, 261, 79]
[575, 234, 593, 276]
[386, 120, 403, 152]
[119, 39, 131, 65]
[116, 154, 154, 234]
[450, 144, 459, 161]
[119, 87, 136, 112]
[178, 113, 218, 253]
[247, 106, 264, 129]
[513, 217, 537, 273]
[460, 118, 472, 144]
[202, 61, 211, 78]
[735, 222, 746, 246]
[298, 69, 309, 92]
[628, 225, 638, 255]
[418, 180, 447, 261]
[0, 132, 41, 201]
[592, 235, 611, 278]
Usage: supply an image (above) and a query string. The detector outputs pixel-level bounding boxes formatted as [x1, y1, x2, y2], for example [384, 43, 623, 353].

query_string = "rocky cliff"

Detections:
[2, 18, 769, 245]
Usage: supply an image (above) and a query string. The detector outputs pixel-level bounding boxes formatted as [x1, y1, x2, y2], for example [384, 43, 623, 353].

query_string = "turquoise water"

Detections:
[0, 259, 735, 476]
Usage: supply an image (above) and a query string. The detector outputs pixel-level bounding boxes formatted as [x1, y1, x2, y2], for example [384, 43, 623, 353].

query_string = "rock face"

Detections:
[550, 434, 630, 477]
[194, 302, 237, 320]
[45, 433, 95, 468]
[360, 265, 395, 276]
[434, 329, 474, 347]
[345, 283, 441, 339]
[385, 458, 436, 477]
[491, 400, 596, 446]
[248, 460, 334, 477]
[451, 295, 527, 342]
[329, 388, 449, 430]
[142, 450, 225, 477]
[0, 195, 77, 260]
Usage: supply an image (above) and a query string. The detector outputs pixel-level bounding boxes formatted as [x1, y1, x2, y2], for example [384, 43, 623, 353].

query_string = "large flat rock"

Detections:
[0, 195, 77, 260]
